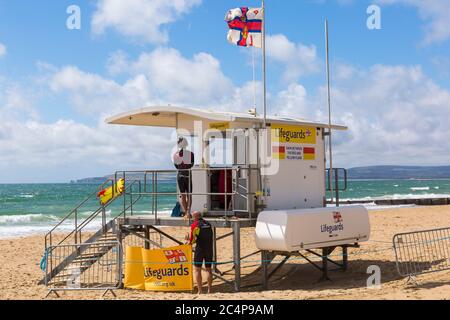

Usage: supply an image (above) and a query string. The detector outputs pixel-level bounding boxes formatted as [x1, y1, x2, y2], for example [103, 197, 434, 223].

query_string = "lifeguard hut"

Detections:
[41, 105, 370, 293]
[106, 106, 349, 214]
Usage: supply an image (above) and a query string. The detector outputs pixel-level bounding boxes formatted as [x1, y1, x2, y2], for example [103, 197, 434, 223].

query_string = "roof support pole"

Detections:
[325, 19, 334, 205]
[232, 221, 241, 292]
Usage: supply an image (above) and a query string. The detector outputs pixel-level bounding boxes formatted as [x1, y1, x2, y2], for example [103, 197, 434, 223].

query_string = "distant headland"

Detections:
[72, 165, 450, 183]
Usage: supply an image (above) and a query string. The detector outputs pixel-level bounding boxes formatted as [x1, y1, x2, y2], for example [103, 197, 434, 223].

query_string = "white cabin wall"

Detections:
[174, 116, 328, 213]
[264, 126, 326, 210]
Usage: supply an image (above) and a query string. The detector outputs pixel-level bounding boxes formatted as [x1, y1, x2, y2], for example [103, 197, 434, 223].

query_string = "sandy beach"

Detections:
[1, 205, 450, 300]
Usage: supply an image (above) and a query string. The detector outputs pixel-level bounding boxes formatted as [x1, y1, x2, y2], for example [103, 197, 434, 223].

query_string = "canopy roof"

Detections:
[105, 106, 347, 130]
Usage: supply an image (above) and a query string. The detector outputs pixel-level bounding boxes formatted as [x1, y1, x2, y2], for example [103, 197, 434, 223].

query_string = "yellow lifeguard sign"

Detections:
[97, 178, 125, 205]
[209, 122, 230, 130]
[124, 244, 193, 292]
[271, 124, 316, 144]
[271, 124, 317, 161]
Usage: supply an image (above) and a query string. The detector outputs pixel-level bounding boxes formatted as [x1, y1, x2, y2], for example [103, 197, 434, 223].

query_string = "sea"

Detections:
[1, 179, 450, 238]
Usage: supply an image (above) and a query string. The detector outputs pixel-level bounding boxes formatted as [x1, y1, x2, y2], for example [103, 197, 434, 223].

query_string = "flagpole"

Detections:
[262, 0, 267, 128]
[252, 46, 257, 115]
[325, 19, 334, 205]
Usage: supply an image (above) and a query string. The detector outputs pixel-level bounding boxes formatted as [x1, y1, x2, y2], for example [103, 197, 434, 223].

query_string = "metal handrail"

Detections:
[113, 166, 261, 219]
[74, 184, 142, 236]
[63, 180, 141, 243]
[45, 179, 113, 237]
[326, 168, 348, 191]
[114, 168, 260, 199]
[45, 179, 141, 249]
[45, 166, 259, 251]
[326, 167, 348, 207]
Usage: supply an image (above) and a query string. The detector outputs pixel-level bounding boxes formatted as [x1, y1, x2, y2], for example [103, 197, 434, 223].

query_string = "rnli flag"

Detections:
[225, 7, 263, 48]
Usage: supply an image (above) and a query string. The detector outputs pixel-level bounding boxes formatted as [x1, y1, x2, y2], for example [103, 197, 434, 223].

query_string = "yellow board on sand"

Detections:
[124, 244, 193, 292]
[97, 178, 125, 205]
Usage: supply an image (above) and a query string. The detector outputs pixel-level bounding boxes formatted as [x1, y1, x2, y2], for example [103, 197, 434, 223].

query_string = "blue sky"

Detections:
[0, 0, 450, 183]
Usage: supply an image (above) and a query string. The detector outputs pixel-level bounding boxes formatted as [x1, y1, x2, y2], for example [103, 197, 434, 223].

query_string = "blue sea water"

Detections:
[0, 181, 177, 238]
[1, 179, 450, 238]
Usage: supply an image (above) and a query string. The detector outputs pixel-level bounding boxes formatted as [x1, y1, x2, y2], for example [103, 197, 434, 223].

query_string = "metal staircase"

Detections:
[40, 178, 142, 286]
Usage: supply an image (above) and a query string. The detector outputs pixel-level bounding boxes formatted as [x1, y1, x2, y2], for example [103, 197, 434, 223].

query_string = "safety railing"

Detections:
[44, 241, 122, 294]
[44, 179, 142, 249]
[42, 166, 259, 286]
[326, 168, 348, 207]
[393, 226, 450, 278]
[113, 166, 261, 221]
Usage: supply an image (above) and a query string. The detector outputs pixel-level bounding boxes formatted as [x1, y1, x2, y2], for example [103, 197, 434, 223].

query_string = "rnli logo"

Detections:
[333, 211, 343, 223]
[164, 249, 187, 264]
[306, 129, 312, 137]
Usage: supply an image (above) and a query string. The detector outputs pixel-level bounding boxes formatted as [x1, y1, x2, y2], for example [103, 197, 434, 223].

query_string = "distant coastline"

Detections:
[347, 165, 450, 180]
[73, 165, 450, 183]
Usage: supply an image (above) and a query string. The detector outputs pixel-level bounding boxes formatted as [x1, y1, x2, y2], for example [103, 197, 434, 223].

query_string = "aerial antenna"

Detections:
[251, 43, 257, 117]
[325, 19, 334, 205]
[262, 0, 267, 127]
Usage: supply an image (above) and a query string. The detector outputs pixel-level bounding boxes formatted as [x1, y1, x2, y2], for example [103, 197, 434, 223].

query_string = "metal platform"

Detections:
[117, 216, 256, 228]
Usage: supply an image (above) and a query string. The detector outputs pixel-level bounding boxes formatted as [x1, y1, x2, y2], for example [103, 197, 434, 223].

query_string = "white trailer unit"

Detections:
[255, 206, 371, 251]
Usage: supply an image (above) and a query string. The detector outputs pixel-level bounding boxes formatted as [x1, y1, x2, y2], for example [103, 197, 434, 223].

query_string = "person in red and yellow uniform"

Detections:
[188, 211, 213, 294]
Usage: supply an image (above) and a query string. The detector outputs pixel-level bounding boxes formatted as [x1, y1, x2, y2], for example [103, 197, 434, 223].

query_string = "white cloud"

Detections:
[106, 50, 129, 76]
[272, 83, 310, 118]
[49, 65, 153, 116]
[272, 64, 450, 167]
[0, 80, 175, 182]
[0, 46, 258, 182]
[128, 48, 234, 106]
[0, 116, 175, 182]
[91, 0, 202, 44]
[2, 39, 450, 182]
[0, 81, 38, 120]
[266, 34, 321, 82]
[379, 0, 450, 44]
[218, 80, 264, 114]
[0, 43, 6, 58]
[50, 47, 235, 114]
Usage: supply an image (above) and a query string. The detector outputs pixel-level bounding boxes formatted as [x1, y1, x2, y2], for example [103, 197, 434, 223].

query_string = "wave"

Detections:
[17, 194, 35, 199]
[0, 208, 174, 238]
[327, 203, 416, 211]
[339, 193, 450, 202]
[77, 209, 112, 217]
[0, 213, 60, 225]
[410, 187, 430, 191]
[0, 215, 109, 238]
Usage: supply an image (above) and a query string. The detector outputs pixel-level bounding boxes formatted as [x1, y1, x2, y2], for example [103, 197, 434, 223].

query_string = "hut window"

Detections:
[208, 135, 232, 166]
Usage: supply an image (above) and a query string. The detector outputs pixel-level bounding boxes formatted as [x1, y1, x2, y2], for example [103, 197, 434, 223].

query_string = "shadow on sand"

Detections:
[210, 258, 449, 293]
